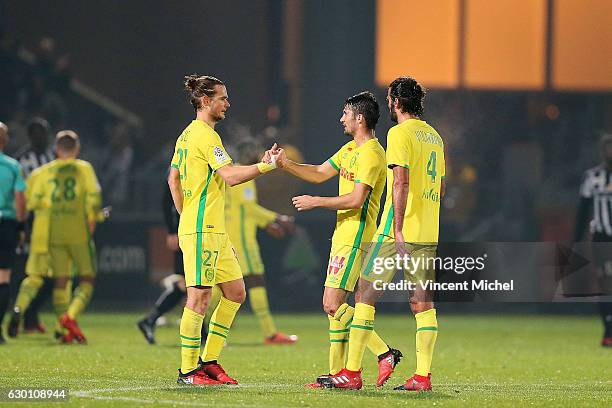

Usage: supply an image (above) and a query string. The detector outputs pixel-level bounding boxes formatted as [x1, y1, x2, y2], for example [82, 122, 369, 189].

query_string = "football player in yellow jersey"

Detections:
[169, 75, 279, 385]
[9, 131, 104, 343]
[271, 92, 402, 388]
[223, 139, 297, 344]
[328, 77, 446, 391]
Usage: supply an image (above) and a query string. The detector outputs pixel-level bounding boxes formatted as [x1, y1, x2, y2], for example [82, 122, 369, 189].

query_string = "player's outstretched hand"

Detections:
[292, 195, 318, 211]
[265, 222, 285, 239]
[276, 214, 296, 234]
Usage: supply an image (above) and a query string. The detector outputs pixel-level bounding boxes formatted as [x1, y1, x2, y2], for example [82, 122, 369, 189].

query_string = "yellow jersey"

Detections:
[378, 119, 445, 243]
[225, 179, 277, 262]
[171, 120, 232, 236]
[327, 138, 386, 247]
[27, 158, 102, 252]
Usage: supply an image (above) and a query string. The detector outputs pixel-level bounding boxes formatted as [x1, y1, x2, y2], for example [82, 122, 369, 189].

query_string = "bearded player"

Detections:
[271, 91, 402, 388]
[327, 77, 445, 391]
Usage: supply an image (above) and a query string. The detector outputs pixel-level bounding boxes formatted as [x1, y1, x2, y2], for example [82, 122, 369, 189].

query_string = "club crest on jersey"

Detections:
[205, 268, 215, 282]
[327, 256, 346, 276]
[213, 146, 229, 164]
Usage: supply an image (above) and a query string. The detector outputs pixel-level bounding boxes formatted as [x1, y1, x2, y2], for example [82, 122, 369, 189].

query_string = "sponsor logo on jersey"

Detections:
[422, 188, 440, 202]
[340, 167, 355, 181]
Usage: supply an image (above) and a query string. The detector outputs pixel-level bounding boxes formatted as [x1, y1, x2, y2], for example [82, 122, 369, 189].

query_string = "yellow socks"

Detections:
[67, 281, 93, 319]
[14, 276, 44, 312]
[335, 303, 389, 357]
[180, 307, 204, 373]
[202, 296, 241, 362]
[52, 285, 70, 319]
[345, 303, 376, 371]
[249, 287, 277, 338]
[328, 315, 349, 374]
[415, 308, 438, 376]
[204, 286, 222, 323]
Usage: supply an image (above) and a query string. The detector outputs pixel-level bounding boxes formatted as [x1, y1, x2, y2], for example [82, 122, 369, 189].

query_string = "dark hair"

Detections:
[388, 76, 426, 116]
[55, 130, 79, 152]
[184, 74, 225, 111]
[345, 91, 380, 129]
[27, 117, 50, 135]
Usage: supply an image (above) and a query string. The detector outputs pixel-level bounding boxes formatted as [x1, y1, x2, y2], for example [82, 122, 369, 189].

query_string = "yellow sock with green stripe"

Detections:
[249, 287, 277, 338]
[202, 296, 241, 362]
[53, 285, 70, 319]
[15, 276, 44, 313]
[415, 308, 438, 376]
[345, 303, 376, 371]
[204, 286, 222, 323]
[328, 315, 349, 374]
[67, 282, 94, 319]
[335, 303, 389, 357]
[180, 307, 204, 373]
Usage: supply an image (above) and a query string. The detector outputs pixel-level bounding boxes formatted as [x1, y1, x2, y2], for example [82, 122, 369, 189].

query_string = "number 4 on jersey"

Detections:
[426, 151, 437, 182]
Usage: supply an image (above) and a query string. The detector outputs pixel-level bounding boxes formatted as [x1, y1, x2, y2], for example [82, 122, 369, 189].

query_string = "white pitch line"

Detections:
[73, 386, 293, 408]
[73, 383, 297, 395]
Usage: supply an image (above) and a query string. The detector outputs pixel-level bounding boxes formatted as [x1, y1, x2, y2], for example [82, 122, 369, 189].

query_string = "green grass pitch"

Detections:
[1, 312, 610, 407]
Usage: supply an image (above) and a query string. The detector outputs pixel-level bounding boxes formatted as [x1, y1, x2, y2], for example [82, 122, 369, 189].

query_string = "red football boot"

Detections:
[376, 348, 403, 386]
[23, 322, 47, 334]
[177, 368, 222, 385]
[200, 361, 238, 384]
[265, 332, 298, 345]
[602, 336, 612, 347]
[394, 373, 432, 391]
[305, 374, 331, 388]
[58, 332, 74, 344]
[59, 314, 86, 344]
[327, 368, 362, 390]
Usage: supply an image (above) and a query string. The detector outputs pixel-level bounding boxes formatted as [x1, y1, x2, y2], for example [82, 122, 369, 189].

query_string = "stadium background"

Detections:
[2, 0, 611, 312]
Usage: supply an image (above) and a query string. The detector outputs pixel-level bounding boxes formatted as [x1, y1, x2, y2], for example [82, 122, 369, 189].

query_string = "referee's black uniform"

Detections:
[575, 164, 612, 345]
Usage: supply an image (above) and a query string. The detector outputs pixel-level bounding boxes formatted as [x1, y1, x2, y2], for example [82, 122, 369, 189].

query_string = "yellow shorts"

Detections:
[25, 252, 51, 278]
[179, 232, 243, 287]
[49, 241, 97, 279]
[324, 243, 363, 292]
[361, 235, 437, 284]
[235, 245, 264, 276]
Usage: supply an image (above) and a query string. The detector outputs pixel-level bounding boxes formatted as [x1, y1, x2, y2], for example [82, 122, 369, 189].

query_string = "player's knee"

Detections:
[410, 301, 433, 315]
[226, 288, 246, 304]
[54, 278, 68, 289]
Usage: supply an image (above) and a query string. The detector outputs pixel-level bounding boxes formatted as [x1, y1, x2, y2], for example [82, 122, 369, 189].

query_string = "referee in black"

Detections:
[574, 134, 612, 347]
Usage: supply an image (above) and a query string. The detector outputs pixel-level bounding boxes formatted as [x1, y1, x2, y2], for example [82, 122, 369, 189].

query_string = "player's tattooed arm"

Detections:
[292, 183, 371, 211]
[391, 165, 409, 253]
[168, 167, 183, 214]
